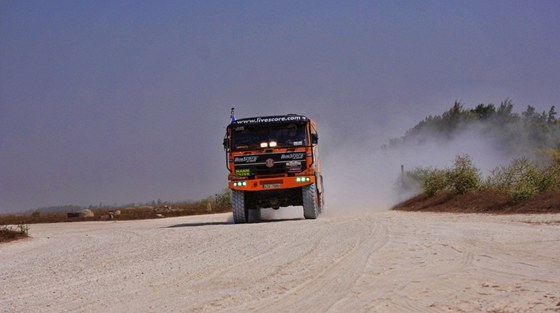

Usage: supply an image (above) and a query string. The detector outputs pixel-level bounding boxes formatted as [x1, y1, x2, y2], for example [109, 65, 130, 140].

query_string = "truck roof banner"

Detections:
[232, 115, 309, 125]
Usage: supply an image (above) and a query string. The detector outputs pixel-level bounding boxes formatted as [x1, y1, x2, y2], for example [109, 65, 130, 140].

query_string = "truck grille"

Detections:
[233, 152, 307, 177]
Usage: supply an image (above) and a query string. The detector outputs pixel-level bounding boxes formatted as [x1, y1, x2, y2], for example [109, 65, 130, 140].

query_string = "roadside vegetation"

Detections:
[392, 100, 560, 213]
[395, 152, 560, 214]
[0, 189, 232, 239]
[401, 154, 560, 202]
[0, 224, 29, 243]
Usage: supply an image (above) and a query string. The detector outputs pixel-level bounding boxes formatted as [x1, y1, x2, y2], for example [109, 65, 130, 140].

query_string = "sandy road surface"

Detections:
[1, 210, 560, 313]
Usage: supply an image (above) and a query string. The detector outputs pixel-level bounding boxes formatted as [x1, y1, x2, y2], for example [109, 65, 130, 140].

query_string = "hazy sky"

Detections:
[1, 1, 559, 213]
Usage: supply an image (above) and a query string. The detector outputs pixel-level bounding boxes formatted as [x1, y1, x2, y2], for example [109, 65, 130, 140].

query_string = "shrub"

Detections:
[406, 153, 560, 202]
[448, 155, 481, 194]
[406, 155, 481, 197]
[31, 209, 41, 219]
[400, 167, 431, 193]
[214, 188, 231, 210]
[423, 168, 450, 197]
[0, 223, 29, 242]
[17, 223, 29, 236]
[487, 157, 546, 202]
[538, 162, 560, 192]
[403, 167, 449, 197]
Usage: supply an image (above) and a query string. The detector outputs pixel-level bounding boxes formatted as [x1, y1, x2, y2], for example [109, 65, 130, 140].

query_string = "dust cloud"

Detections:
[256, 105, 553, 220]
[319, 120, 528, 215]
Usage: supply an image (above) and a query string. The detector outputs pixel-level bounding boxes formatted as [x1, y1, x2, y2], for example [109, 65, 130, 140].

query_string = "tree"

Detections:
[441, 101, 466, 134]
[548, 106, 557, 124]
[522, 105, 537, 121]
[442, 101, 464, 121]
[472, 103, 495, 120]
[496, 99, 515, 123]
[383, 99, 560, 154]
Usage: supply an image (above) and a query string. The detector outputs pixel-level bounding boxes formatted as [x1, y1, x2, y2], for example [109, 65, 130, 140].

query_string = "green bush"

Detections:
[538, 162, 560, 192]
[405, 153, 560, 202]
[485, 157, 560, 202]
[403, 167, 449, 196]
[423, 168, 450, 197]
[214, 188, 231, 210]
[400, 167, 431, 193]
[448, 155, 481, 194]
[406, 155, 481, 197]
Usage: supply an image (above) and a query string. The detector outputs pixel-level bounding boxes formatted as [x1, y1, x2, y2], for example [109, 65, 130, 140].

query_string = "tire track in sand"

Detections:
[243, 217, 390, 313]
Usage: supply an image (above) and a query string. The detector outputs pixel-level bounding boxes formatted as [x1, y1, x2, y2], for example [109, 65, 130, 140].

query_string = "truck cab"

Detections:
[224, 114, 324, 223]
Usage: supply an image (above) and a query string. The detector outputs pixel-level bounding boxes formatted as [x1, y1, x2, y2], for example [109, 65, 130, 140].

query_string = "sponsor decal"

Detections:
[235, 169, 251, 176]
[286, 161, 301, 167]
[288, 167, 302, 173]
[234, 156, 258, 163]
[280, 153, 305, 160]
[287, 160, 302, 173]
[233, 152, 307, 174]
[234, 115, 308, 125]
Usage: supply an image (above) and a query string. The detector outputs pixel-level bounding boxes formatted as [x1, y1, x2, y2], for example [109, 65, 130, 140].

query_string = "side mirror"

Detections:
[311, 133, 318, 144]
[223, 137, 229, 150]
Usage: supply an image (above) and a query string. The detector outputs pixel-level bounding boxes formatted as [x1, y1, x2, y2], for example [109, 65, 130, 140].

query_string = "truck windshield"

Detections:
[231, 124, 307, 150]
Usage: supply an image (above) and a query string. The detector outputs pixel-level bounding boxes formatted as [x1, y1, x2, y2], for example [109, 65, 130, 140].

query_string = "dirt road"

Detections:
[1, 210, 559, 312]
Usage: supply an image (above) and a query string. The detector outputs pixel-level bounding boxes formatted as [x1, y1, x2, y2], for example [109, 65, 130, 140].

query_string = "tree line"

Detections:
[384, 99, 560, 155]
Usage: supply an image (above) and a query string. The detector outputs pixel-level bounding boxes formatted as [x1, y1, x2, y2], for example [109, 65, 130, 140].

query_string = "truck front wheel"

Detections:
[302, 183, 320, 219]
[232, 190, 248, 223]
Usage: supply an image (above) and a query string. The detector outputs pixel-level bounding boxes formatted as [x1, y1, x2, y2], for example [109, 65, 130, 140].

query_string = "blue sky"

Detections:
[1, 1, 559, 212]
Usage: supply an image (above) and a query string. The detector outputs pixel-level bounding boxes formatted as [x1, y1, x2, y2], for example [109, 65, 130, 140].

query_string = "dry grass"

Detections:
[0, 200, 231, 244]
[0, 203, 230, 226]
[0, 225, 29, 243]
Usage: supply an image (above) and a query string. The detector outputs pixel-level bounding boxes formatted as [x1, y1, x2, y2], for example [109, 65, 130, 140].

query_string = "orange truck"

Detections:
[223, 112, 324, 223]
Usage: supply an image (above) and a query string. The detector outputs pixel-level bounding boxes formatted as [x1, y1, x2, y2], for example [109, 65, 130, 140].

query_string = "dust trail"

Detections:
[256, 105, 552, 218]
[319, 121, 522, 215]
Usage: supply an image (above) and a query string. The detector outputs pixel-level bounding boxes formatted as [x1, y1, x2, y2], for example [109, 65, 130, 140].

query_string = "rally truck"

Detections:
[223, 112, 324, 223]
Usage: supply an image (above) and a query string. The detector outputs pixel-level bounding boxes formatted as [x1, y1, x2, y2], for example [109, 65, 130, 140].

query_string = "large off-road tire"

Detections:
[303, 183, 319, 219]
[232, 190, 248, 224]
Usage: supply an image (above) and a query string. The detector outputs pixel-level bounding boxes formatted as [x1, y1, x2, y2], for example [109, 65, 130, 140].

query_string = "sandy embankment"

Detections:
[1, 210, 559, 312]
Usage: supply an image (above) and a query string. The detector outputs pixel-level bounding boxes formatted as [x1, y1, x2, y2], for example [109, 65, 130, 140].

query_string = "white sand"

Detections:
[1, 210, 559, 312]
